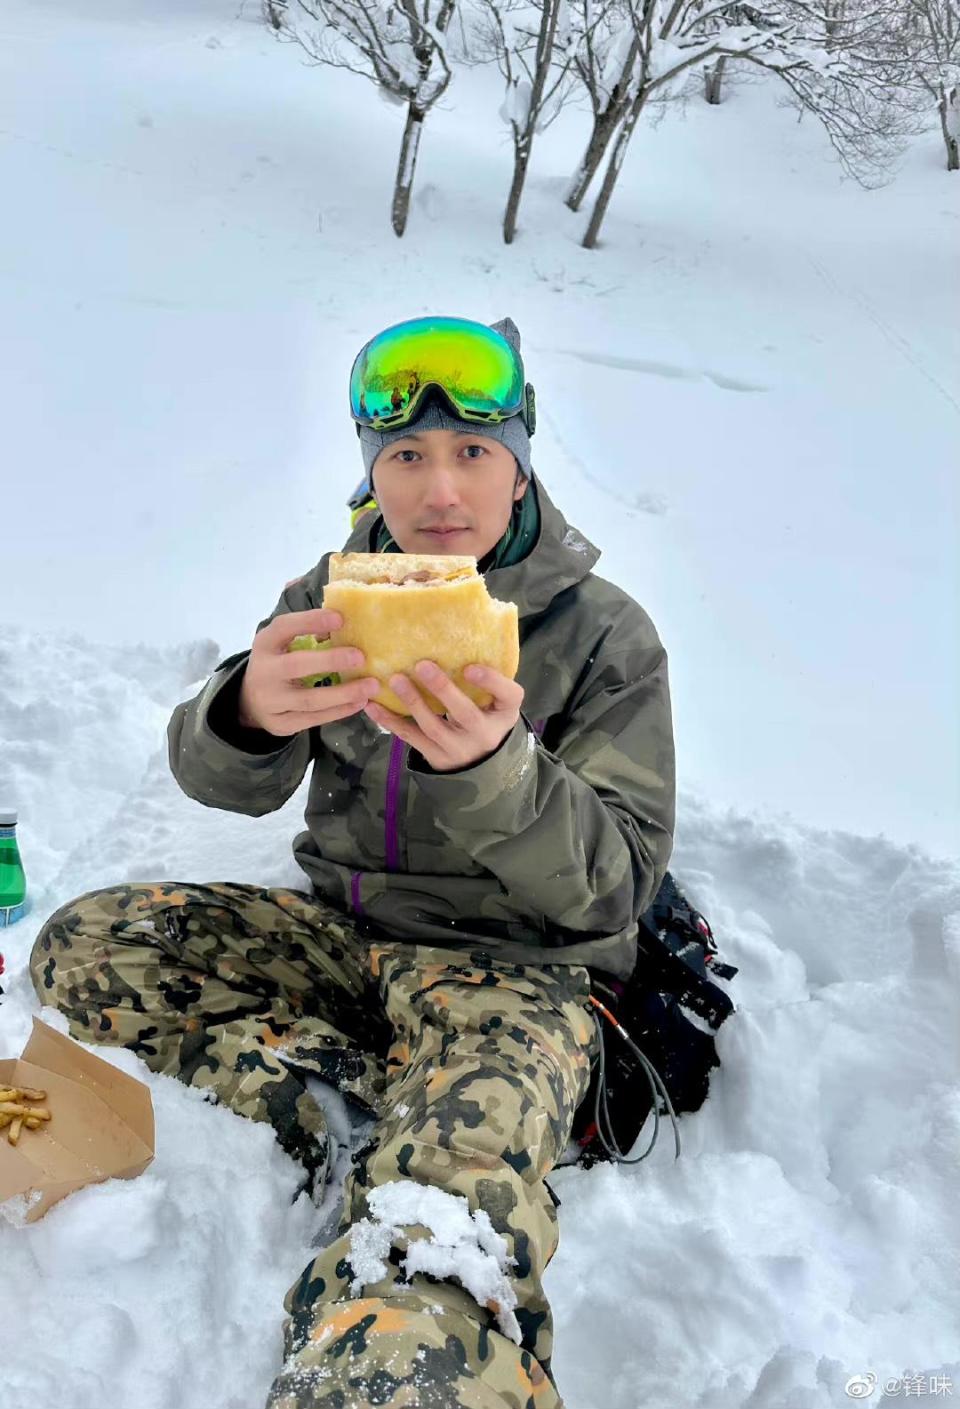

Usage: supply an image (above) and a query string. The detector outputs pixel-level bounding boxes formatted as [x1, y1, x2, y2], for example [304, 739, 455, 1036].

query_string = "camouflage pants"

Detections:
[29, 881, 598, 1408]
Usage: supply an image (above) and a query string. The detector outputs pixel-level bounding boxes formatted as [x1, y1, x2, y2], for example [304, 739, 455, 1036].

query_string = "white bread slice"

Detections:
[328, 552, 478, 585]
[322, 552, 519, 717]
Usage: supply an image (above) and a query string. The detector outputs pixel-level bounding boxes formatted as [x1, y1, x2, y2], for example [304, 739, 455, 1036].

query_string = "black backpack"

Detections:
[571, 871, 739, 1167]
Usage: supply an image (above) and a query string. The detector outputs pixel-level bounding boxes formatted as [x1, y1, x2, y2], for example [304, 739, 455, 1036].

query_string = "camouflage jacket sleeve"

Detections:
[166, 574, 322, 818]
[407, 608, 676, 935]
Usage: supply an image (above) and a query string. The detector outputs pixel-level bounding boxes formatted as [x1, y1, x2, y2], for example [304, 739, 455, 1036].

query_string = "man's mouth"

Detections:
[422, 527, 468, 536]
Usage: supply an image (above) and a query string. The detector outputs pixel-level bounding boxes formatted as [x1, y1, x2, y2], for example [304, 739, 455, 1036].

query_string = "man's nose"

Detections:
[422, 469, 463, 503]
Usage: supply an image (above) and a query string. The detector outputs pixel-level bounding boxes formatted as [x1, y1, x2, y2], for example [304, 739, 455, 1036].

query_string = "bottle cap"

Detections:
[0, 811, 18, 825]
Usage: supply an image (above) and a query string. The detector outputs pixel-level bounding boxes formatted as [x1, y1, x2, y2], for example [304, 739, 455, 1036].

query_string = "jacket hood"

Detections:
[341, 475, 602, 621]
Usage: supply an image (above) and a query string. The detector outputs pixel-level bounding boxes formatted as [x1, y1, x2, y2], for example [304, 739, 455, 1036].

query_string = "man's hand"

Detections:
[364, 661, 525, 772]
[237, 608, 381, 738]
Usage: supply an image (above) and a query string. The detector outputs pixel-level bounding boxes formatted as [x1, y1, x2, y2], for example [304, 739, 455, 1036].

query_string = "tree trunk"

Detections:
[566, 35, 639, 212]
[823, 0, 845, 51]
[565, 103, 625, 211]
[501, 0, 564, 243]
[392, 105, 425, 237]
[704, 56, 726, 105]
[503, 138, 532, 244]
[939, 86, 959, 172]
[582, 88, 646, 250]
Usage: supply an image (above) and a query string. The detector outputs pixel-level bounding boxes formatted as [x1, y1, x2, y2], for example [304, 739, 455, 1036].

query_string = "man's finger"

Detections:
[462, 665, 523, 708]
[266, 608, 344, 650]
[283, 679, 379, 713]
[280, 644, 364, 682]
[365, 701, 424, 749]
[405, 663, 479, 730]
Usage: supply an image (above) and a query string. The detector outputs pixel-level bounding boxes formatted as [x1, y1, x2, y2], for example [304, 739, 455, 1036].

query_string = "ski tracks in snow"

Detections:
[806, 253, 960, 419]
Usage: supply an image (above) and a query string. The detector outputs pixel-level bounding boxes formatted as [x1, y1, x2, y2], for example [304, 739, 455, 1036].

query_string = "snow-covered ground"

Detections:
[2, 0, 959, 1405]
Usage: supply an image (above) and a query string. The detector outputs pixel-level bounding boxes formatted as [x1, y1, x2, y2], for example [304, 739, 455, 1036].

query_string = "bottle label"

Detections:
[0, 825, 16, 840]
[0, 902, 27, 928]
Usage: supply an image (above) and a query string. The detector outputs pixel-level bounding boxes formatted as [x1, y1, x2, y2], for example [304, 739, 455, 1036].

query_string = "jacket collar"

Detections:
[340, 476, 600, 621]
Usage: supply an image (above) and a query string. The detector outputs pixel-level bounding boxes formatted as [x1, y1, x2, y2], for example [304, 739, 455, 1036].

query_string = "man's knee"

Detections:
[377, 956, 596, 1161]
[28, 882, 154, 1021]
[30, 886, 104, 999]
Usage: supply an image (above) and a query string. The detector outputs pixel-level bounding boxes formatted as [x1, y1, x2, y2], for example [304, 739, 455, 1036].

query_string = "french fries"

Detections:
[0, 1087, 51, 1146]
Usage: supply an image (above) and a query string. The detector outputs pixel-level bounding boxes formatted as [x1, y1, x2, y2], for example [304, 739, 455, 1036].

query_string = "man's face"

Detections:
[372, 427, 528, 559]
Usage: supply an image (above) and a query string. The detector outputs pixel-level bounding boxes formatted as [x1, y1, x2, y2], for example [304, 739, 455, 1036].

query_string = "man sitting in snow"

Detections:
[29, 314, 676, 1408]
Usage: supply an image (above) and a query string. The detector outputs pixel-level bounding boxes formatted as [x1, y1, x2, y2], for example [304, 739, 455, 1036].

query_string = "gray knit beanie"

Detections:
[356, 317, 534, 491]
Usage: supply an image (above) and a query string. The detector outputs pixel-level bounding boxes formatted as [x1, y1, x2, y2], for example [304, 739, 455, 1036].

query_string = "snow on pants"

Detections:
[29, 881, 599, 1409]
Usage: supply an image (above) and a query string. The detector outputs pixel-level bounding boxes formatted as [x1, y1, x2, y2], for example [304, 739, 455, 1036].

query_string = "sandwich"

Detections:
[299, 553, 520, 718]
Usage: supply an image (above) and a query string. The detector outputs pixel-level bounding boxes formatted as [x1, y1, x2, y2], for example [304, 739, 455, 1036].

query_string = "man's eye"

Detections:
[396, 450, 419, 462]
[463, 445, 486, 458]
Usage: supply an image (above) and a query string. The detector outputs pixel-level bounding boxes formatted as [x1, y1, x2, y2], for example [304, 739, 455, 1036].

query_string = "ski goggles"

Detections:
[349, 316, 536, 435]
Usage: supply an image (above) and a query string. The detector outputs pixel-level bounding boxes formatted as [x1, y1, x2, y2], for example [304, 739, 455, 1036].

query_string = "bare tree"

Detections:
[268, 0, 458, 235]
[564, 0, 639, 210]
[939, 83, 960, 168]
[472, 0, 579, 240]
[907, 0, 960, 168]
[577, 0, 923, 250]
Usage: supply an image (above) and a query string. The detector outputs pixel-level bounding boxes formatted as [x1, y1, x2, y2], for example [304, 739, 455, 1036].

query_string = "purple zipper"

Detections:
[349, 719, 547, 917]
[384, 736, 405, 871]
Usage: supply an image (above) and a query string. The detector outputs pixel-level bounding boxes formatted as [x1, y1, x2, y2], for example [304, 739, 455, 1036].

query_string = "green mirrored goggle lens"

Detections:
[349, 316, 525, 429]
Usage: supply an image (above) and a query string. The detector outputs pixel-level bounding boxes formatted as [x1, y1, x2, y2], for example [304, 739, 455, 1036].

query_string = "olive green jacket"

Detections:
[167, 478, 675, 979]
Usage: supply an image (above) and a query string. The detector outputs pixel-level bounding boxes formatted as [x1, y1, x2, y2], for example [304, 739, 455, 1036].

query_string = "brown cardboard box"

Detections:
[0, 1017, 154, 1223]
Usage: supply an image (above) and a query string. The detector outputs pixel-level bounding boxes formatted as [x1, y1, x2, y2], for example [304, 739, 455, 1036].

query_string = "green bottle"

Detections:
[0, 811, 27, 928]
